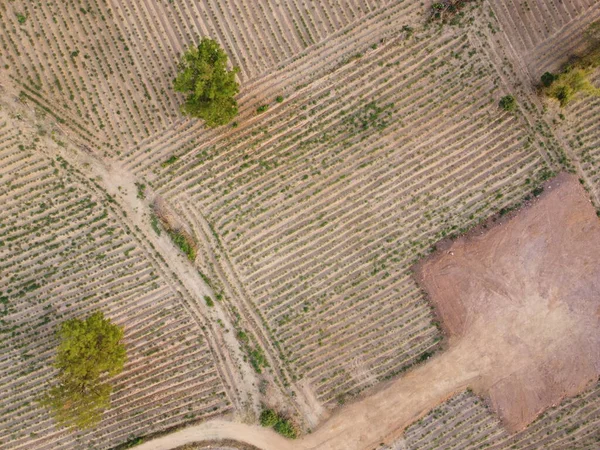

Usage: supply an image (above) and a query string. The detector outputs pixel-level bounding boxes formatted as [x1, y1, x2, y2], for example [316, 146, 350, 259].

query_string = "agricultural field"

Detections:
[126, 2, 556, 409]
[403, 381, 600, 450]
[0, 0, 599, 449]
[556, 68, 600, 203]
[0, 113, 233, 449]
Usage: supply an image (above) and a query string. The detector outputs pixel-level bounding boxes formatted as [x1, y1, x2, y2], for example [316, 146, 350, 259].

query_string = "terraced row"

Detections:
[120, 0, 422, 170]
[490, 0, 600, 75]
[404, 380, 600, 449]
[0, 0, 408, 153]
[0, 121, 231, 450]
[134, 22, 550, 404]
[560, 69, 600, 205]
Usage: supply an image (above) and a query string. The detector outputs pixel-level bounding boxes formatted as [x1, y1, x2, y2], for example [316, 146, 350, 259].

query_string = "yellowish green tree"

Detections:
[41, 311, 126, 430]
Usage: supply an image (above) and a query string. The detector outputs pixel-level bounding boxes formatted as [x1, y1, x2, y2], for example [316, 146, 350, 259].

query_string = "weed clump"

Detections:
[259, 408, 298, 439]
[499, 95, 517, 111]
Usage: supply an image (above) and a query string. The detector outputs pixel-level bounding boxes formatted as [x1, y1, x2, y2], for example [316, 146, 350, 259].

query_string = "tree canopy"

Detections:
[173, 38, 240, 127]
[42, 311, 126, 430]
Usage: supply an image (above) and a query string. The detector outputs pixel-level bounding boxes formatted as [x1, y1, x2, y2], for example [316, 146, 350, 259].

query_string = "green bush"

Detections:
[259, 409, 278, 427]
[274, 418, 298, 439]
[259, 409, 298, 439]
[204, 295, 214, 307]
[499, 95, 516, 111]
[167, 230, 196, 261]
[249, 347, 268, 373]
[161, 155, 178, 167]
[257, 104, 269, 113]
[541, 72, 556, 87]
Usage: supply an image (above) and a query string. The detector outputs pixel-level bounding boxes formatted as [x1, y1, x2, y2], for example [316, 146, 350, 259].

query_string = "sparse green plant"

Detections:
[135, 182, 146, 199]
[161, 155, 178, 167]
[167, 229, 196, 261]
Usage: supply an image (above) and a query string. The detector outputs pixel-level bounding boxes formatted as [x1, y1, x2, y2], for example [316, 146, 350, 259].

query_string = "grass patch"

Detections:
[150, 214, 161, 235]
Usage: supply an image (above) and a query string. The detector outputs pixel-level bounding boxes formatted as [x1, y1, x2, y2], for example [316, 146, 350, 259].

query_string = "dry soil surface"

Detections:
[417, 172, 600, 432]
[136, 173, 600, 450]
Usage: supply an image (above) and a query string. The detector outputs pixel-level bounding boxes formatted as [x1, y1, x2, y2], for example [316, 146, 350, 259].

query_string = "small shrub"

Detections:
[134, 182, 146, 199]
[541, 71, 556, 87]
[150, 214, 161, 235]
[499, 95, 516, 111]
[204, 295, 214, 307]
[16, 13, 27, 24]
[275, 96, 284, 103]
[161, 155, 178, 167]
[259, 409, 278, 427]
[257, 104, 269, 113]
[168, 230, 196, 261]
[249, 346, 268, 373]
[274, 418, 298, 439]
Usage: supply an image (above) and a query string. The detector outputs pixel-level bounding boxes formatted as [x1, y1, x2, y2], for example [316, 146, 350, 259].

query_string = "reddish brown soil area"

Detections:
[416, 173, 600, 432]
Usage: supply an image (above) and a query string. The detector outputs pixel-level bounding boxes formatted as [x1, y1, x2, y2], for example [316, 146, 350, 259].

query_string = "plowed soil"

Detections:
[416, 172, 600, 432]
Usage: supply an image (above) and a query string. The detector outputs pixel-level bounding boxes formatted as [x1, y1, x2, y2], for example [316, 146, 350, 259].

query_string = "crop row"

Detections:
[489, 0, 600, 75]
[403, 380, 600, 449]
[0, 120, 231, 450]
[0, 0, 405, 154]
[561, 70, 600, 205]
[124, 20, 550, 404]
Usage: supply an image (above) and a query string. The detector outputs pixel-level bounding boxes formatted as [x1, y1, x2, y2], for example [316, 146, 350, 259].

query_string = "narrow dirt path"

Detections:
[136, 344, 481, 450]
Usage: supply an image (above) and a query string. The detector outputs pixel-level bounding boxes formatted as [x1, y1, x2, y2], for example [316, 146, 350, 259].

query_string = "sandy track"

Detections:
[137, 345, 480, 450]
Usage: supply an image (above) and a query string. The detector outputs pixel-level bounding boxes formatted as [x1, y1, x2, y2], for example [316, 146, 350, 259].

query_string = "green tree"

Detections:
[541, 72, 557, 88]
[173, 38, 240, 127]
[547, 67, 600, 106]
[42, 311, 126, 430]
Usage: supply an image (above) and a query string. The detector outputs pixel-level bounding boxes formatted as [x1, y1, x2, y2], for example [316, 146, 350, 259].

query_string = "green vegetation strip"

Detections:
[259, 408, 298, 439]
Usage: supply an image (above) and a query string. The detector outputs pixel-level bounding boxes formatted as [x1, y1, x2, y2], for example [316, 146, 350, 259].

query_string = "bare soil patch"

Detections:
[416, 173, 600, 432]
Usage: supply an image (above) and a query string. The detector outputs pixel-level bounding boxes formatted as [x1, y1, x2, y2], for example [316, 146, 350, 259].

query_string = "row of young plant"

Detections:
[404, 381, 600, 449]
[133, 17, 549, 406]
[0, 123, 231, 449]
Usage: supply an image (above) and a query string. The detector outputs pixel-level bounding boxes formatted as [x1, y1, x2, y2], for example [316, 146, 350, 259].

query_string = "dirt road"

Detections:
[137, 344, 481, 450]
